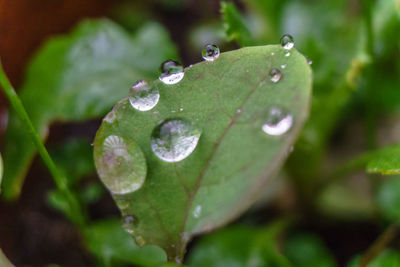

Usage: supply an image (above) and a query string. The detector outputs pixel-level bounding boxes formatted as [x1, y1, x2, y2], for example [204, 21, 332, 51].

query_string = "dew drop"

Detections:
[122, 215, 135, 235]
[271, 52, 275, 56]
[179, 107, 184, 112]
[159, 60, 184, 85]
[269, 68, 282, 83]
[285, 52, 291, 57]
[308, 59, 313, 65]
[151, 118, 201, 162]
[262, 107, 293, 136]
[280, 34, 294, 50]
[129, 80, 159, 111]
[193, 205, 202, 218]
[281, 64, 286, 69]
[202, 44, 220, 61]
[98, 135, 146, 195]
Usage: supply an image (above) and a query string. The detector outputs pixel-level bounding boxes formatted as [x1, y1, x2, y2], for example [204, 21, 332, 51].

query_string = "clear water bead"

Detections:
[159, 60, 184, 85]
[129, 80, 159, 111]
[193, 205, 202, 218]
[280, 34, 294, 50]
[151, 118, 201, 162]
[269, 68, 282, 83]
[122, 215, 136, 234]
[202, 44, 220, 61]
[262, 107, 293, 136]
[98, 135, 146, 195]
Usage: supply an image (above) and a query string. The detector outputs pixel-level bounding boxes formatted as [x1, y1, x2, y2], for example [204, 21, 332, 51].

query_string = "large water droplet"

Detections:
[269, 68, 282, 83]
[159, 60, 184, 85]
[151, 118, 201, 162]
[129, 80, 159, 111]
[262, 107, 293, 136]
[202, 44, 220, 61]
[280, 34, 294, 50]
[98, 135, 146, 194]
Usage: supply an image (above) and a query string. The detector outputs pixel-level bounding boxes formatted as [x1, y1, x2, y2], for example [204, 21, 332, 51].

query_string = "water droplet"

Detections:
[153, 110, 159, 115]
[179, 107, 184, 112]
[271, 52, 275, 56]
[135, 236, 146, 247]
[281, 64, 286, 69]
[280, 34, 294, 50]
[129, 80, 159, 111]
[236, 109, 242, 114]
[122, 215, 135, 234]
[285, 52, 291, 57]
[202, 44, 220, 61]
[98, 135, 146, 194]
[269, 68, 282, 83]
[308, 59, 313, 65]
[193, 205, 202, 218]
[151, 118, 201, 162]
[159, 60, 184, 85]
[262, 107, 293, 136]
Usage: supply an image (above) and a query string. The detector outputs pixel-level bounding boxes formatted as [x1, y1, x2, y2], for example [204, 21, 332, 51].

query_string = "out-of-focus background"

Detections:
[0, 0, 399, 266]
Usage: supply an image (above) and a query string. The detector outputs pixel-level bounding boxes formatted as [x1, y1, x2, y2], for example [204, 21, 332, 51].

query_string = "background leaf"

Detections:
[347, 249, 400, 267]
[84, 219, 167, 267]
[284, 232, 336, 267]
[366, 145, 400, 175]
[376, 175, 400, 222]
[1, 19, 178, 199]
[0, 152, 3, 194]
[94, 45, 312, 260]
[186, 222, 291, 267]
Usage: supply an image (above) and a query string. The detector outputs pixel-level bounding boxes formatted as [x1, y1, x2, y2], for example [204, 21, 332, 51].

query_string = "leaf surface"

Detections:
[93, 45, 312, 260]
[1, 19, 177, 199]
[366, 145, 400, 175]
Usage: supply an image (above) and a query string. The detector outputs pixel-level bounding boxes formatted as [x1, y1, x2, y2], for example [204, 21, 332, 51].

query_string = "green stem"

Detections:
[359, 223, 398, 267]
[0, 60, 85, 226]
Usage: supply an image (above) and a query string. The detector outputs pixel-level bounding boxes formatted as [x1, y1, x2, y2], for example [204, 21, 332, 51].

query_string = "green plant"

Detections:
[0, 0, 399, 266]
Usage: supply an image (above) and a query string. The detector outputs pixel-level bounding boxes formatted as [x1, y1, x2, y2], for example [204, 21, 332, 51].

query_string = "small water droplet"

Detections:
[98, 135, 146, 194]
[122, 215, 135, 234]
[153, 110, 159, 115]
[262, 107, 293, 136]
[285, 52, 291, 57]
[308, 59, 313, 65]
[129, 80, 159, 111]
[171, 110, 176, 113]
[281, 64, 286, 69]
[202, 44, 220, 61]
[135, 236, 146, 247]
[159, 60, 184, 85]
[179, 107, 184, 112]
[236, 109, 242, 114]
[193, 205, 202, 218]
[271, 52, 275, 56]
[280, 34, 294, 50]
[151, 118, 201, 162]
[269, 68, 282, 83]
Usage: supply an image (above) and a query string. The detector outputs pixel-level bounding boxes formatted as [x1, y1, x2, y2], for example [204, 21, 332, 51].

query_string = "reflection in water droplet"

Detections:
[280, 34, 294, 50]
[262, 107, 293, 136]
[122, 215, 135, 234]
[159, 60, 184, 85]
[129, 80, 159, 111]
[269, 68, 282, 83]
[151, 118, 201, 162]
[98, 135, 146, 195]
[193, 205, 202, 218]
[202, 44, 220, 61]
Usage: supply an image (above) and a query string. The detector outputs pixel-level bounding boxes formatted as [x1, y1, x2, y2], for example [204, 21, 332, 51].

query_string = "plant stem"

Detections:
[359, 223, 398, 267]
[0, 60, 85, 226]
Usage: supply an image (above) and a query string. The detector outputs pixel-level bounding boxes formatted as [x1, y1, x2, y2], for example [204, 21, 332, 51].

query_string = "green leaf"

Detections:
[284, 233, 336, 267]
[187, 222, 291, 267]
[367, 145, 400, 175]
[347, 249, 400, 267]
[0, 248, 14, 267]
[221, 1, 255, 46]
[93, 45, 312, 260]
[84, 219, 167, 267]
[1, 19, 178, 199]
[376, 175, 400, 221]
